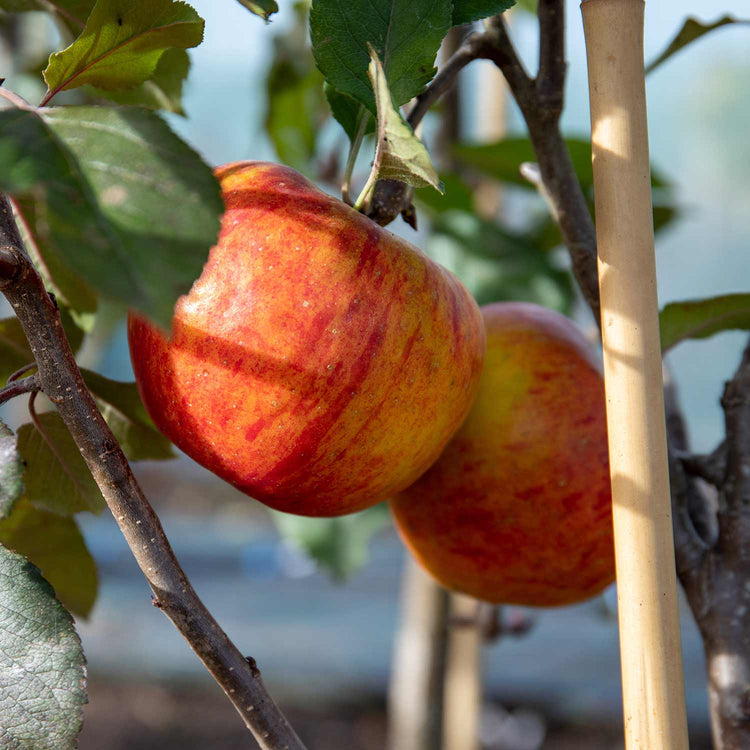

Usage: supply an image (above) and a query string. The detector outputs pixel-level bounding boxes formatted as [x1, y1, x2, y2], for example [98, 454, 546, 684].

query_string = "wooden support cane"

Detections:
[581, 1, 689, 747]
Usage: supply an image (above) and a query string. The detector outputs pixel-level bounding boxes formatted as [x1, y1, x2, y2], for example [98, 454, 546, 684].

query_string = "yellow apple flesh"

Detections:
[128, 162, 485, 517]
[390, 302, 614, 606]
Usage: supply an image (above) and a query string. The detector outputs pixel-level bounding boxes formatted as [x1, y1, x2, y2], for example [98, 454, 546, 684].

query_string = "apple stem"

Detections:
[352, 162, 379, 213]
[341, 108, 371, 206]
[582, 1, 689, 748]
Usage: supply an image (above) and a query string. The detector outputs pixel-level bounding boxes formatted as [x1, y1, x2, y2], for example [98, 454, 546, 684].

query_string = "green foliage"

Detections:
[0, 0, 93, 30]
[17, 411, 106, 515]
[273, 503, 390, 581]
[324, 84, 372, 142]
[81, 369, 175, 461]
[367, 45, 441, 192]
[0, 498, 98, 617]
[0, 316, 34, 384]
[234, 0, 278, 22]
[660, 294, 750, 353]
[0, 420, 23, 519]
[310, 0, 451, 116]
[452, 0, 515, 26]
[0, 544, 86, 749]
[42, 0, 203, 101]
[0, 106, 222, 329]
[646, 15, 750, 75]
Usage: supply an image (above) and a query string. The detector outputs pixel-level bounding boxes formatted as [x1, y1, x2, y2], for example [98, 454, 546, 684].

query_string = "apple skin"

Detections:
[128, 161, 485, 517]
[389, 302, 614, 606]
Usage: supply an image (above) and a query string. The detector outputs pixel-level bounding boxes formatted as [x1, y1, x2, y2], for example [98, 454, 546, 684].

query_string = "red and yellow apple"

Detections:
[390, 302, 614, 606]
[128, 162, 485, 517]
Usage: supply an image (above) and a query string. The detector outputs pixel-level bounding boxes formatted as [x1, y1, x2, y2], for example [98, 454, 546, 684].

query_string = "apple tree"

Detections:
[0, 1, 748, 749]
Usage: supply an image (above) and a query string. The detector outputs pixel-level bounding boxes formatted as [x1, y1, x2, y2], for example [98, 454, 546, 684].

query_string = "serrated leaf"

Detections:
[453, 135, 671, 190]
[452, 0, 515, 26]
[0, 497, 97, 617]
[646, 16, 750, 75]
[80, 369, 174, 461]
[310, 0, 451, 115]
[273, 503, 390, 581]
[0, 107, 222, 328]
[367, 45, 442, 192]
[42, 0, 204, 102]
[0, 544, 86, 749]
[0, 421, 23, 519]
[235, 0, 278, 22]
[17, 411, 105, 515]
[660, 294, 750, 353]
[90, 47, 191, 114]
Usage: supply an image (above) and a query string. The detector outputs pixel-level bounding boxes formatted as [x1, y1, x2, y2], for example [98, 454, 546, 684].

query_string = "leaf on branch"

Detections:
[81, 369, 175, 461]
[0, 544, 86, 749]
[89, 47, 192, 115]
[18, 411, 106, 515]
[0, 497, 98, 618]
[367, 45, 442, 192]
[272, 503, 390, 581]
[0, 420, 23, 520]
[660, 293, 750, 353]
[646, 16, 750, 75]
[234, 0, 278, 22]
[452, 0, 515, 27]
[310, 0, 451, 115]
[42, 0, 204, 101]
[0, 107, 222, 328]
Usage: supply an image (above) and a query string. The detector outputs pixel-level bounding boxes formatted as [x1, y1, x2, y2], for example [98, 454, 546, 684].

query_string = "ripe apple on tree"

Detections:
[128, 161, 486, 517]
[390, 302, 615, 607]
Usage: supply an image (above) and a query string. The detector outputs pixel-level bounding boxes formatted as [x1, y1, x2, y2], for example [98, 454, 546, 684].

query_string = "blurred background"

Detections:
[1, 1, 749, 747]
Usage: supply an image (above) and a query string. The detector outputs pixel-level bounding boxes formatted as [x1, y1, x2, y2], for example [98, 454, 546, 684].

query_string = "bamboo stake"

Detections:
[580, 1, 689, 748]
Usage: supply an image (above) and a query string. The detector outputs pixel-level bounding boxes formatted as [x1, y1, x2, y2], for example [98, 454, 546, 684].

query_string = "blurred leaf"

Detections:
[235, 0, 278, 22]
[452, 0, 515, 26]
[0, 497, 97, 617]
[310, 0, 451, 114]
[18, 411, 106, 515]
[273, 503, 390, 581]
[0, 316, 33, 384]
[653, 202, 679, 235]
[415, 170, 475, 214]
[660, 294, 750, 353]
[43, 0, 203, 100]
[90, 47, 191, 114]
[453, 135, 670, 191]
[0, 0, 92, 29]
[515, 0, 536, 12]
[0, 544, 86, 749]
[646, 16, 750, 75]
[81, 369, 174, 461]
[0, 107, 222, 329]
[0, 420, 23, 520]
[367, 44, 441, 192]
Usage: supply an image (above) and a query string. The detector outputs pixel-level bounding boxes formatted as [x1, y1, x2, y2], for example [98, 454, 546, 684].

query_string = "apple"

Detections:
[128, 161, 485, 517]
[389, 302, 614, 606]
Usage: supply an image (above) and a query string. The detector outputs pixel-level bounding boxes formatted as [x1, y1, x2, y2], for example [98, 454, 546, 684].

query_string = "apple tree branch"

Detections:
[0, 196, 306, 750]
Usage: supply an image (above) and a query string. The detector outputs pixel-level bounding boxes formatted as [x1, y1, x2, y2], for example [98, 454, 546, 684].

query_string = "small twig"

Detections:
[0, 194, 306, 750]
[0, 373, 39, 406]
[536, 0, 566, 115]
[0, 87, 33, 110]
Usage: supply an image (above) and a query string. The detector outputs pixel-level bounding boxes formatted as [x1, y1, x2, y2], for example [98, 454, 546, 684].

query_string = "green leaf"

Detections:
[415, 170, 475, 214]
[235, 0, 278, 22]
[42, 0, 204, 101]
[17, 411, 106, 515]
[0, 544, 86, 749]
[324, 83, 373, 142]
[0, 107, 222, 328]
[310, 0, 452, 114]
[0, 497, 97, 618]
[646, 16, 750, 75]
[367, 44, 442, 192]
[81, 369, 174, 461]
[515, 0, 536, 12]
[0, 316, 34, 384]
[452, 0, 515, 26]
[453, 135, 671, 191]
[90, 47, 191, 114]
[0, 0, 92, 30]
[0, 420, 23, 520]
[273, 503, 390, 581]
[660, 294, 750, 353]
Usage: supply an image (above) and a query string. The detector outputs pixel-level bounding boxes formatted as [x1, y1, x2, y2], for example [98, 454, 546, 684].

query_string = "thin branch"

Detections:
[0, 194, 306, 750]
[0, 373, 39, 406]
[536, 0, 566, 115]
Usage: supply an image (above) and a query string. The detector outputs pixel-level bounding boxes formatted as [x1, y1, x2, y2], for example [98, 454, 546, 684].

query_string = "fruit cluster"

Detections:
[129, 162, 615, 607]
